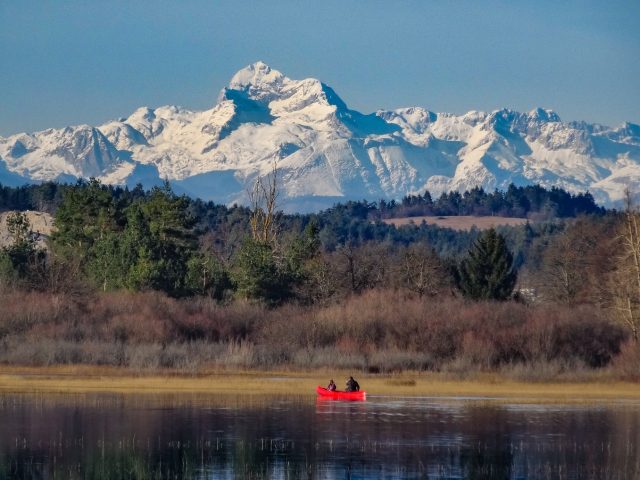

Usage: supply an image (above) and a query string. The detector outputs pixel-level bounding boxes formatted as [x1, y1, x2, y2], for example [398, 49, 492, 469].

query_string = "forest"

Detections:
[0, 177, 638, 380]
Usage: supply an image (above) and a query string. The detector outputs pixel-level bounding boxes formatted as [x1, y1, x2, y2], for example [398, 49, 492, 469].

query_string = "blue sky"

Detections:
[0, 0, 638, 135]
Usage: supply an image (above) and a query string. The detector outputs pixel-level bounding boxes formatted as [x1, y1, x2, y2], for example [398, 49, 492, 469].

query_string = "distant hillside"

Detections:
[383, 215, 529, 231]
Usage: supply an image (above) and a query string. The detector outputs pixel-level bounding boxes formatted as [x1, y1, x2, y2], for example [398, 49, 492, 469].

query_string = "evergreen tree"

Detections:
[90, 231, 129, 291]
[232, 238, 294, 304]
[52, 179, 125, 289]
[286, 220, 321, 278]
[52, 179, 119, 256]
[456, 228, 517, 300]
[120, 200, 156, 290]
[123, 184, 198, 296]
[185, 252, 231, 300]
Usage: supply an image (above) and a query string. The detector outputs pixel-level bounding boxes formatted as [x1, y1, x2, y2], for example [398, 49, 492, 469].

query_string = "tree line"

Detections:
[0, 181, 603, 267]
[376, 184, 603, 219]
[0, 180, 603, 220]
[1, 178, 638, 342]
[1, 177, 519, 301]
[2, 177, 640, 376]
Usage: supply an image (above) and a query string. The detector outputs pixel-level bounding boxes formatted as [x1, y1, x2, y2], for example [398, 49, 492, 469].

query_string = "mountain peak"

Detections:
[528, 107, 560, 123]
[228, 61, 286, 92]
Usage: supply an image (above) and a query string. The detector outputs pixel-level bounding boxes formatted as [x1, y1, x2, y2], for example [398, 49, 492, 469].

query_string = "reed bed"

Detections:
[1, 367, 640, 400]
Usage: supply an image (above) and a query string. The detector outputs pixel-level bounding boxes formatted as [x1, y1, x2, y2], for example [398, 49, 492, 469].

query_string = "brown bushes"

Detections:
[0, 288, 630, 377]
[611, 341, 640, 381]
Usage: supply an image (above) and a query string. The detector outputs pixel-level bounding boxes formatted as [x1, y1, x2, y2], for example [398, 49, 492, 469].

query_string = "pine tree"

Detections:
[232, 238, 293, 304]
[457, 228, 517, 300]
[185, 252, 231, 300]
[123, 184, 197, 296]
[52, 179, 119, 256]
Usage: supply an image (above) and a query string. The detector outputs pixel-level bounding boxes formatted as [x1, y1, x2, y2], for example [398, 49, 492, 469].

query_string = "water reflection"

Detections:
[0, 393, 638, 479]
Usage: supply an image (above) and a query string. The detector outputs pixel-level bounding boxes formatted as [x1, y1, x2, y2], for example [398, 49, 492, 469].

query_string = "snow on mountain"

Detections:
[1, 61, 639, 210]
[0, 125, 126, 182]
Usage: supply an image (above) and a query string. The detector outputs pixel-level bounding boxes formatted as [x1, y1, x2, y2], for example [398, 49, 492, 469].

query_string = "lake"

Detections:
[0, 393, 638, 479]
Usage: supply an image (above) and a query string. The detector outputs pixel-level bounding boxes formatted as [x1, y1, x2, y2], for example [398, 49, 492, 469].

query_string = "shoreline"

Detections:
[0, 366, 639, 402]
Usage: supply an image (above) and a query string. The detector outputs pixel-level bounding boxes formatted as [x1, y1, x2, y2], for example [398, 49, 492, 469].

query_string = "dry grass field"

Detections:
[1, 366, 639, 402]
[382, 215, 530, 231]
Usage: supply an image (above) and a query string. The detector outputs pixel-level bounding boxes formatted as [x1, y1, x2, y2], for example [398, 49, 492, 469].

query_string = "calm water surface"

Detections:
[0, 393, 638, 479]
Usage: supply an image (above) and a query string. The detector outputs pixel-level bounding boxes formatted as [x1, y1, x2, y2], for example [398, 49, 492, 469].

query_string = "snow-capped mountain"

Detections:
[1, 61, 639, 211]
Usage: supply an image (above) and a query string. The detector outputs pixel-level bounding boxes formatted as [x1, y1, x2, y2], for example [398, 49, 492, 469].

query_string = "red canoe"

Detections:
[316, 386, 366, 401]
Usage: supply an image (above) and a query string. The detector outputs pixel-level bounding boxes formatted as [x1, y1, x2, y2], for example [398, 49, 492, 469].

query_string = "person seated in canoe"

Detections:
[327, 379, 337, 391]
[345, 376, 360, 392]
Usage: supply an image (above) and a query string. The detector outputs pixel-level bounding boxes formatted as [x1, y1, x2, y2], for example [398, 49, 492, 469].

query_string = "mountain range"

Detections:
[1, 61, 639, 211]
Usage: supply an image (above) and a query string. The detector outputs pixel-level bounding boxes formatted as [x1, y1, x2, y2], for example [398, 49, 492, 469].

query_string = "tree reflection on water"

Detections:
[0, 394, 638, 479]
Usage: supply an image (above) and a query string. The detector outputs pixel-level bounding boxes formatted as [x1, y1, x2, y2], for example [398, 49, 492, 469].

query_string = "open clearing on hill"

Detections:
[0, 210, 54, 248]
[382, 215, 530, 231]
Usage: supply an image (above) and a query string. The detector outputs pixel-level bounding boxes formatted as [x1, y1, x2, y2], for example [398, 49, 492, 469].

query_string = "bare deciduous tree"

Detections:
[536, 222, 596, 303]
[330, 242, 391, 295]
[248, 161, 279, 245]
[528, 216, 615, 306]
[395, 243, 448, 297]
[610, 189, 640, 341]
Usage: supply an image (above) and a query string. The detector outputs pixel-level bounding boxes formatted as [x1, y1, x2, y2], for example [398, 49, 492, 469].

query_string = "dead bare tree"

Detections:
[534, 219, 602, 304]
[332, 242, 391, 295]
[248, 160, 279, 245]
[610, 188, 640, 341]
[396, 243, 448, 298]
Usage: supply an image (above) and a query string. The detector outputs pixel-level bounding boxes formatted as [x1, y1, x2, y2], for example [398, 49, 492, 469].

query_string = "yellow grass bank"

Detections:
[0, 366, 639, 403]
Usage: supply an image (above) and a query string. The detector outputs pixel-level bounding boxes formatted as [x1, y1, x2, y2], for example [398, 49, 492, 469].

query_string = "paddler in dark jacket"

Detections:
[345, 376, 360, 392]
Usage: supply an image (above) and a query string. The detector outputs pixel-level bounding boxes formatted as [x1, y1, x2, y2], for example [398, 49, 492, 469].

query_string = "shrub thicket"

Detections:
[0, 288, 628, 377]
